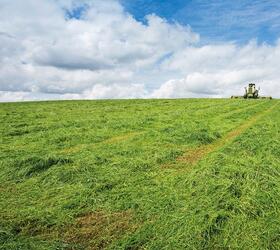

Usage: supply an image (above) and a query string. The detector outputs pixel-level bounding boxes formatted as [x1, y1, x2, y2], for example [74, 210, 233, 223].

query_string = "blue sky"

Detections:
[1, 0, 280, 101]
[121, 0, 280, 44]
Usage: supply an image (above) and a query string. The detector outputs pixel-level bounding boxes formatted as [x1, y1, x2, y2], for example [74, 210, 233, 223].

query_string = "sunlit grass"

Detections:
[0, 99, 279, 249]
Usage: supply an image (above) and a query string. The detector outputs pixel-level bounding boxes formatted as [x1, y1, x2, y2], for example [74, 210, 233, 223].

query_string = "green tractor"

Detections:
[244, 83, 259, 98]
[231, 83, 272, 99]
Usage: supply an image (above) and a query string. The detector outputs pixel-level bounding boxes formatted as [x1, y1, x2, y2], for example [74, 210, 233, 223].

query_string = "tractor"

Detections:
[244, 83, 259, 98]
[231, 83, 272, 99]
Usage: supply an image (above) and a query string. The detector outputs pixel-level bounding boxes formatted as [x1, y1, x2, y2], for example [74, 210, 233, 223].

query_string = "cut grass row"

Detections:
[0, 99, 279, 249]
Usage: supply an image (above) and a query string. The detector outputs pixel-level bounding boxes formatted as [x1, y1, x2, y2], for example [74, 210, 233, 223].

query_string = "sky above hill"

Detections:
[122, 0, 280, 45]
[0, 0, 280, 101]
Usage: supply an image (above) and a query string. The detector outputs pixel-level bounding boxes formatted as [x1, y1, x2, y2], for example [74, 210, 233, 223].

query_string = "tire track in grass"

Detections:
[61, 131, 143, 154]
[177, 102, 278, 166]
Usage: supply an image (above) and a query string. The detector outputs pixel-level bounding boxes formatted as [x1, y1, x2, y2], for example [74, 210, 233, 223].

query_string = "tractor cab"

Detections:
[244, 83, 259, 99]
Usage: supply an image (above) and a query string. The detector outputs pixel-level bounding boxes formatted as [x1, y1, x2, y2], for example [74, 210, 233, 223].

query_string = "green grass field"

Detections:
[1, 99, 280, 249]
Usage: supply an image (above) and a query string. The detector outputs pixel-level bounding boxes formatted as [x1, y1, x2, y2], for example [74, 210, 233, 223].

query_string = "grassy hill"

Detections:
[1, 99, 280, 249]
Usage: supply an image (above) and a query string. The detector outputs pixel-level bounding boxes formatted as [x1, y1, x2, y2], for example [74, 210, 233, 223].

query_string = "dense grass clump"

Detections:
[16, 156, 73, 177]
[0, 99, 279, 249]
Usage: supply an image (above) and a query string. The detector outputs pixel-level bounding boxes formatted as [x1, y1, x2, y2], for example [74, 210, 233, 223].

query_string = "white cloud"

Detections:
[0, 0, 279, 102]
[83, 83, 147, 99]
[154, 40, 280, 98]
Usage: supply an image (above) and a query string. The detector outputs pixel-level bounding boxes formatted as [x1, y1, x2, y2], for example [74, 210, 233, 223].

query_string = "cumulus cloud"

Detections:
[155, 40, 280, 98]
[0, 0, 279, 102]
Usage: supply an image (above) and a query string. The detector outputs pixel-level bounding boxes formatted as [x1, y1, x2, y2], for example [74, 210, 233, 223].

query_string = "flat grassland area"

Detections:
[1, 99, 280, 249]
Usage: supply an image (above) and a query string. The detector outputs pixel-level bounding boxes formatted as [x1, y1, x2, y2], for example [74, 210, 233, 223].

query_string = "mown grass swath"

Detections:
[0, 99, 279, 249]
